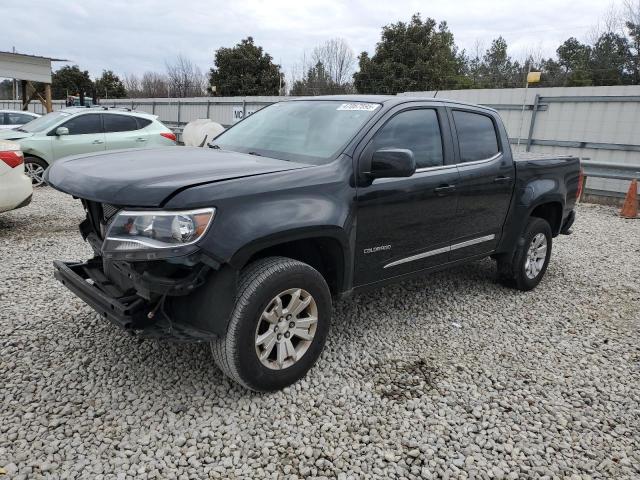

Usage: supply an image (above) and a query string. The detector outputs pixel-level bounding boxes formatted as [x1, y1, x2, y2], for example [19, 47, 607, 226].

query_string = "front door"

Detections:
[448, 108, 515, 261]
[354, 106, 460, 286]
[52, 113, 106, 160]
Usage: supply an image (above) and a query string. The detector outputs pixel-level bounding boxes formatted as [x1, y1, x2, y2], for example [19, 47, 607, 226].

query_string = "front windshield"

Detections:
[19, 111, 72, 133]
[214, 100, 381, 164]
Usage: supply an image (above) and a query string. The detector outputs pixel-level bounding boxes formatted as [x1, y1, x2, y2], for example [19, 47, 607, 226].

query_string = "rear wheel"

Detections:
[24, 157, 48, 186]
[497, 217, 552, 291]
[211, 257, 331, 391]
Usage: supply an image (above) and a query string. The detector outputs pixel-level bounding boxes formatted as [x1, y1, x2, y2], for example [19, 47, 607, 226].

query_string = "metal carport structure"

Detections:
[0, 51, 67, 113]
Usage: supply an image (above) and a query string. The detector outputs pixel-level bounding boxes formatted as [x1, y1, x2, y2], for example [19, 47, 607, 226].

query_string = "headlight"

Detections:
[103, 208, 215, 254]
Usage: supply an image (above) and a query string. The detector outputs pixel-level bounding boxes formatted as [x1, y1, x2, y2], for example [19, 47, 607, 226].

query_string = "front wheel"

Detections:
[211, 257, 331, 391]
[24, 157, 48, 186]
[497, 217, 552, 291]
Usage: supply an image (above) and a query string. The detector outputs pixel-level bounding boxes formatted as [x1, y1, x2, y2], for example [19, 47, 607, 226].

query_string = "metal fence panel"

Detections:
[401, 85, 640, 195]
[4, 87, 640, 196]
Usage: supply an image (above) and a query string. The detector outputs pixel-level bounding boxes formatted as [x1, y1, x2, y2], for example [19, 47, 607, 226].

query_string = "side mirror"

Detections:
[367, 148, 416, 179]
[55, 127, 69, 136]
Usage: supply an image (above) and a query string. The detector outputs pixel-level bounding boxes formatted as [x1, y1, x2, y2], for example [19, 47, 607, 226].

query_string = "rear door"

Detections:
[103, 114, 152, 150]
[354, 104, 460, 285]
[51, 113, 106, 160]
[448, 108, 515, 260]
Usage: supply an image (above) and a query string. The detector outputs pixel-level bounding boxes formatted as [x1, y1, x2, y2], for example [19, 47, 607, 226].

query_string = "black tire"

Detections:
[24, 157, 48, 187]
[497, 217, 552, 291]
[211, 256, 331, 392]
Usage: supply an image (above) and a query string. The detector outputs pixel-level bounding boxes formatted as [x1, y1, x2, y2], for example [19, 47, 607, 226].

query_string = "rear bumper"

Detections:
[53, 260, 218, 342]
[0, 169, 32, 213]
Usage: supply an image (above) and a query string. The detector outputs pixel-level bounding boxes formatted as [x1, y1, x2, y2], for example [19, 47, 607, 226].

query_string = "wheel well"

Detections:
[530, 202, 562, 236]
[24, 153, 49, 167]
[244, 237, 345, 294]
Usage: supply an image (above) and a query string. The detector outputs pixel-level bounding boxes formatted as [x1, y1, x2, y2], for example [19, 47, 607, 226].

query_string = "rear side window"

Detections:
[370, 109, 443, 169]
[61, 114, 103, 135]
[136, 117, 152, 129]
[453, 110, 499, 162]
[103, 114, 139, 133]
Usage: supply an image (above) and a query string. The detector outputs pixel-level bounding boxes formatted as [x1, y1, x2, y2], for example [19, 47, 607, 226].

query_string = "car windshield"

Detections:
[19, 111, 72, 133]
[213, 100, 381, 164]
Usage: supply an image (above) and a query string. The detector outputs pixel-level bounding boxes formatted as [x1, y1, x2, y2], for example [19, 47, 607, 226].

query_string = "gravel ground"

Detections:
[1, 187, 639, 480]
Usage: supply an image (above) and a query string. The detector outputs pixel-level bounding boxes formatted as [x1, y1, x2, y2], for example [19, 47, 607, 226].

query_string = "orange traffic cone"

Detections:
[620, 178, 638, 219]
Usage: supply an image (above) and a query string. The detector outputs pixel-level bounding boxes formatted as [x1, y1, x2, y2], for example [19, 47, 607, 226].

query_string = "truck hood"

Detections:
[45, 147, 312, 206]
[0, 130, 33, 141]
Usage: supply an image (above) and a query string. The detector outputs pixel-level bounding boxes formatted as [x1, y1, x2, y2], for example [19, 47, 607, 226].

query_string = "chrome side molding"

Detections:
[383, 234, 496, 269]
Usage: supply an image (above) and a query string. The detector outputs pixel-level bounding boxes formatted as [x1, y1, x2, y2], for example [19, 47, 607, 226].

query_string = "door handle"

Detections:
[135, 137, 148, 142]
[434, 184, 456, 196]
[92, 139, 104, 145]
[493, 176, 512, 184]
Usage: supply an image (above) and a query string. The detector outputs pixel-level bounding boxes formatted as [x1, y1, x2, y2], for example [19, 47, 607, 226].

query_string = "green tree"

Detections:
[538, 58, 566, 87]
[291, 61, 347, 95]
[209, 37, 283, 96]
[590, 33, 631, 85]
[353, 14, 466, 94]
[626, 20, 640, 83]
[0, 79, 13, 99]
[94, 70, 126, 99]
[477, 37, 521, 88]
[557, 38, 592, 86]
[51, 65, 94, 102]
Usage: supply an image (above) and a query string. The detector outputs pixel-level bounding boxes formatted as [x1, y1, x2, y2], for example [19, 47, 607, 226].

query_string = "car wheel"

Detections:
[497, 217, 552, 291]
[24, 157, 48, 186]
[211, 256, 332, 391]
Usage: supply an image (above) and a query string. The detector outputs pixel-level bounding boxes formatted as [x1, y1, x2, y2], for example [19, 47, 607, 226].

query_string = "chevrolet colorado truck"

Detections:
[46, 96, 580, 391]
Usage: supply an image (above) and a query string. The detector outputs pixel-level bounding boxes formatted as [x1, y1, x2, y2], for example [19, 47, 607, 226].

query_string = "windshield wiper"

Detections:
[208, 143, 221, 149]
[247, 151, 261, 156]
[14, 128, 27, 133]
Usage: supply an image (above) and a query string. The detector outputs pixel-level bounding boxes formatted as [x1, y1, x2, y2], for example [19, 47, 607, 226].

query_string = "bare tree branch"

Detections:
[165, 54, 207, 98]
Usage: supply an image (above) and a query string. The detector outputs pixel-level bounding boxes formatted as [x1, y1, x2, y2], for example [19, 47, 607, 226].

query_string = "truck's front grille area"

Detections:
[102, 203, 120, 222]
[82, 200, 121, 240]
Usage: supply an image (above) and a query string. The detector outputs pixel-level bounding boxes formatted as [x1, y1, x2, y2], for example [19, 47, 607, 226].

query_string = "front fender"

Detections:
[227, 225, 351, 270]
[165, 158, 356, 269]
[20, 138, 53, 164]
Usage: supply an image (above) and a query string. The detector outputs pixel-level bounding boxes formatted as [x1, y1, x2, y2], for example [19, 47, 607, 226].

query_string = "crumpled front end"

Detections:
[54, 199, 237, 342]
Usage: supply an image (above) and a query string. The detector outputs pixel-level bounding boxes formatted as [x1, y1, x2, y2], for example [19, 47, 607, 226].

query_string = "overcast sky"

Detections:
[2, 0, 615, 80]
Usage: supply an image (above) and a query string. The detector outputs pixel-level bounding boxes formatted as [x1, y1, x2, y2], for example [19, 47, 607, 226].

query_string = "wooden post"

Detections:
[44, 84, 53, 113]
[20, 80, 28, 110]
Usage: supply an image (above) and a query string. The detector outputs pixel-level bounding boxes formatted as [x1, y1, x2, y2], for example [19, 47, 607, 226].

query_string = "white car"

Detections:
[0, 140, 32, 213]
[0, 110, 40, 130]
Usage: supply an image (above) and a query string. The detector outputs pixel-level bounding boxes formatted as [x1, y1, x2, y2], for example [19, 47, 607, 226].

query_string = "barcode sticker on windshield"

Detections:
[337, 103, 380, 111]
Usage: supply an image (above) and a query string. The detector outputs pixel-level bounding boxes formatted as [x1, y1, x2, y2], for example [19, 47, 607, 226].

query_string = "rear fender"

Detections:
[496, 180, 565, 257]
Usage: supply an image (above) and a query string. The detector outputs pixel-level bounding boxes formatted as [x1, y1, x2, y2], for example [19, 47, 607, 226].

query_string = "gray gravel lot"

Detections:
[1, 187, 639, 480]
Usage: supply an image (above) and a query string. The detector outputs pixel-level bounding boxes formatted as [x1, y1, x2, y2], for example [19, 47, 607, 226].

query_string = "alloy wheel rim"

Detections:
[524, 233, 547, 279]
[25, 162, 45, 186]
[255, 288, 318, 370]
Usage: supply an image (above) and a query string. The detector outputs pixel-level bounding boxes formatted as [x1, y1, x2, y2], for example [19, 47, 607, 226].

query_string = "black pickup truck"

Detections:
[46, 96, 580, 391]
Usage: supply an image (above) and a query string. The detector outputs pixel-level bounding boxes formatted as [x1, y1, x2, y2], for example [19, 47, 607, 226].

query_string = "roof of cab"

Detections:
[284, 94, 498, 113]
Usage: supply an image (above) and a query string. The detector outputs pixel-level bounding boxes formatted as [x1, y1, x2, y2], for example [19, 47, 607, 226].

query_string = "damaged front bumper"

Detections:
[53, 259, 220, 342]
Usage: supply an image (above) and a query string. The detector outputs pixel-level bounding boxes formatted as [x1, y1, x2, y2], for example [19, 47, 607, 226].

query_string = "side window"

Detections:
[452, 110, 499, 162]
[103, 114, 139, 133]
[0, 113, 5, 125]
[60, 114, 103, 135]
[370, 109, 443, 169]
[136, 117, 152, 129]
[6, 113, 35, 125]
